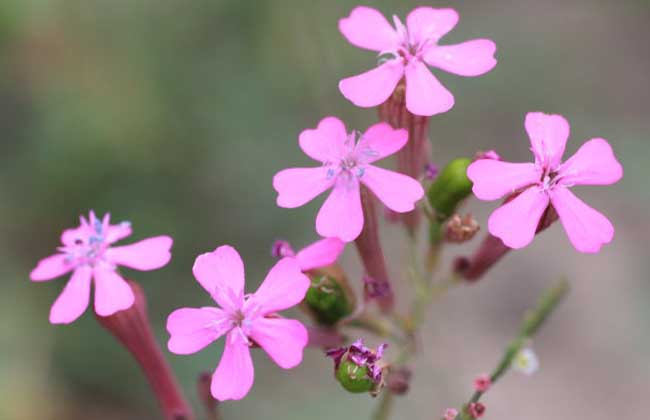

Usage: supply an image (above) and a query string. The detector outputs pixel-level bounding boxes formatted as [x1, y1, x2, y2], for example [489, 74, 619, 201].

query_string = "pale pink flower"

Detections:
[166, 245, 310, 401]
[30, 211, 172, 324]
[271, 237, 345, 271]
[338, 6, 497, 116]
[468, 112, 623, 252]
[273, 117, 424, 242]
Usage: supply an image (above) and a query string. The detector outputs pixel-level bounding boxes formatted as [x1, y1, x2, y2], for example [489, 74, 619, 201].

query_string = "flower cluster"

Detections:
[29, 3, 623, 418]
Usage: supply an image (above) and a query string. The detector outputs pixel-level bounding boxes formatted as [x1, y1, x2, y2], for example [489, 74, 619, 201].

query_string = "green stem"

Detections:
[459, 279, 569, 418]
[372, 391, 394, 420]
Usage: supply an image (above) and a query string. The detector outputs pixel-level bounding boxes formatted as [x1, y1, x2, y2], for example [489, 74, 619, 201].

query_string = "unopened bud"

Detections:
[386, 367, 412, 395]
[328, 339, 387, 395]
[467, 402, 486, 418]
[443, 408, 459, 420]
[445, 213, 480, 243]
[363, 275, 392, 303]
[427, 158, 473, 244]
[336, 359, 376, 393]
[427, 158, 473, 221]
[302, 265, 355, 326]
[424, 163, 439, 180]
[271, 239, 295, 258]
[473, 374, 491, 392]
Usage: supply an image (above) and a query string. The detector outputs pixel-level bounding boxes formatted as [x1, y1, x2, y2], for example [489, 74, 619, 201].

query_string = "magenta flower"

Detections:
[29, 211, 172, 324]
[166, 245, 310, 401]
[273, 117, 425, 242]
[338, 6, 497, 116]
[271, 237, 345, 271]
[468, 112, 623, 252]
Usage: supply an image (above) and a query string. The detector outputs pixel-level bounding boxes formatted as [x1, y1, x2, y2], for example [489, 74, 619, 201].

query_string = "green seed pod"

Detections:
[335, 359, 375, 393]
[301, 265, 355, 326]
[427, 157, 473, 222]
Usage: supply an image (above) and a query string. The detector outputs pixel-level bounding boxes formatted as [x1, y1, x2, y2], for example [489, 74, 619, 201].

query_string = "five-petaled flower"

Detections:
[271, 237, 345, 272]
[273, 117, 424, 242]
[166, 245, 310, 401]
[30, 211, 172, 324]
[338, 6, 497, 116]
[468, 112, 623, 253]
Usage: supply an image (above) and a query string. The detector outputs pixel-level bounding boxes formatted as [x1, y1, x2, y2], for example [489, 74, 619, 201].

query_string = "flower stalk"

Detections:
[455, 203, 558, 281]
[378, 82, 430, 234]
[96, 281, 193, 420]
[354, 185, 394, 312]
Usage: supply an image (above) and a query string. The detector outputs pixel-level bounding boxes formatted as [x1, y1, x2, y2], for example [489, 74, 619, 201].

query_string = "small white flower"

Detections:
[513, 348, 539, 375]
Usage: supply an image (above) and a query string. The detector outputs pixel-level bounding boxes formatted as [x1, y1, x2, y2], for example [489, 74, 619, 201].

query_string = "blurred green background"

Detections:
[1, 0, 649, 419]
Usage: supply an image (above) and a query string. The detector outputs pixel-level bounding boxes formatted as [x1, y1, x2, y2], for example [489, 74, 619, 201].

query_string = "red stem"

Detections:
[354, 185, 395, 312]
[96, 281, 193, 420]
[377, 81, 430, 234]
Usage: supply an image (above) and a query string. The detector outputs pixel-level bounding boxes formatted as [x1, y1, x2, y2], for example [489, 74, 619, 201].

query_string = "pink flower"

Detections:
[338, 6, 497, 116]
[166, 245, 310, 401]
[30, 211, 172, 324]
[272, 237, 346, 271]
[468, 112, 623, 252]
[273, 117, 425, 242]
[473, 374, 491, 392]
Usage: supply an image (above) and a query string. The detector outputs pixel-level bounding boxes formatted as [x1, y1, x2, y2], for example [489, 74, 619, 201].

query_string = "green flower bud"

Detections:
[301, 265, 355, 326]
[427, 157, 473, 222]
[427, 158, 473, 244]
[335, 359, 375, 393]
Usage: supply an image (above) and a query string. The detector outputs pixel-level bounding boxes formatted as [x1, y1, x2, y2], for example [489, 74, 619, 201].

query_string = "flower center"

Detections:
[539, 169, 561, 192]
[63, 219, 109, 267]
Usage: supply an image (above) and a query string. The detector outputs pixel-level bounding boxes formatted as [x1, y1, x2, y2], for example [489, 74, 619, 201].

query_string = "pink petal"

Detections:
[424, 39, 497, 77]
[488, 186, 550, 249]
[30, 254, 74, 281]
[105, 236, 172, 271]
[339, 61, 404, 108]
[252, 258, 310, 314]
[549, 186, 614, 253]
[192, 245, 246, 311]
[60, 225, 87, 246]
[49, 266, 92, 324]
[295, 238, 345, 271]
[105, 221, 133, 244]
[299, 117, 348, 163]
[93, 266, 136, 316]
[250, 317, 308, 369]
[211, 330, 254, 401]
[361, 165, 424, 212]
[273, 167, 334, 208]
[557, 138, 623, 186]
[316, 178, 363, 242]
[406, 7, 459, 45]
[167, 307, 230, 355]
[404, 60, 454, 116]
[356, 123, 408, 163]
[525, 112, 570, 169]
[467, 160, 542, 201]
[339, 6, 399, 52]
